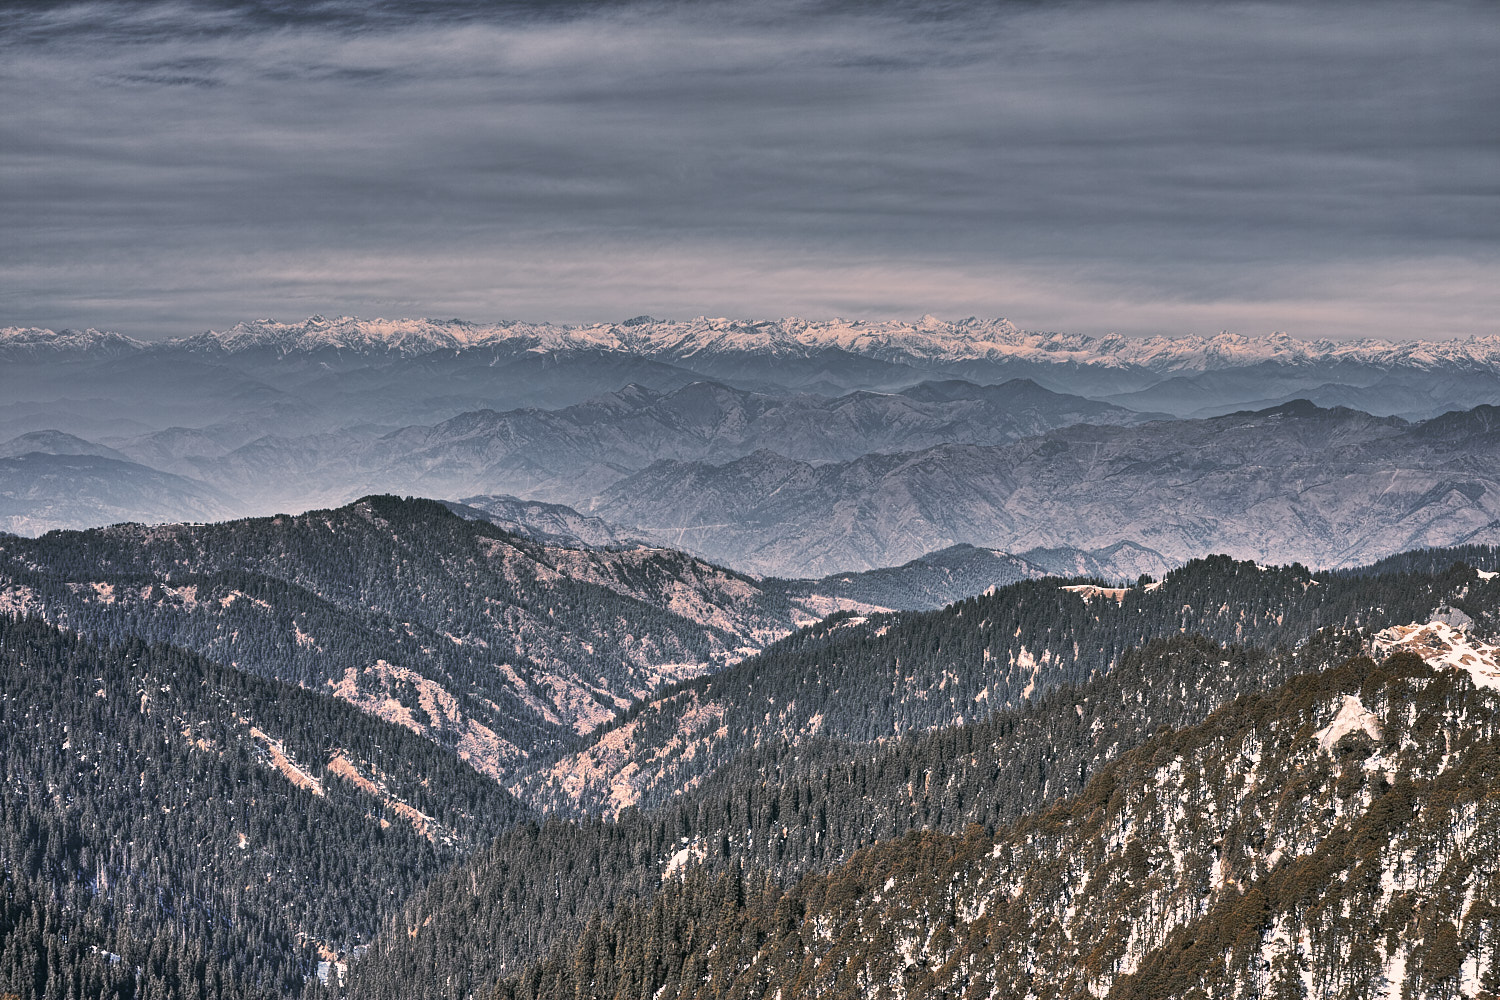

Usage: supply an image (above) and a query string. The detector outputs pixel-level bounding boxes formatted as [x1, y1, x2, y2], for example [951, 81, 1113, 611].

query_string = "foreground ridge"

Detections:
[491, 649, 1500, 1000]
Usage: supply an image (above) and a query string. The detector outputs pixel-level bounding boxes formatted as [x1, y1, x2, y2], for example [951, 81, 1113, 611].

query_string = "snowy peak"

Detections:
[0, 325, 144, 359]
[13, 314, 1500, 371]
[172, 315, 551, 356]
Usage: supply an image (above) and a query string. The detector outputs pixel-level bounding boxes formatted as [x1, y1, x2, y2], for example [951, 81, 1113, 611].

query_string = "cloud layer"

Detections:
[3, 0, 1497, 339]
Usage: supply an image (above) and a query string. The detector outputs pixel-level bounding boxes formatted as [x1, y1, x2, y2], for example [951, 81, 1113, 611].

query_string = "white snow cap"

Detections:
[12, 316, 1500, 371]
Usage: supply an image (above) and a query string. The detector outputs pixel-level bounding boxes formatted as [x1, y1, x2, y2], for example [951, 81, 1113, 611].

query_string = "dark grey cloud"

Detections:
[2, 0, 1497, 339]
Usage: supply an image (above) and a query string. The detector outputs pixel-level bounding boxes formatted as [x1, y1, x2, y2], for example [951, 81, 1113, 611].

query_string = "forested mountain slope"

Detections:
[0, 495, 846, 778]
[0, 616, 530, 1000]
[514, 555, 1500, 816]
[491, 648, 1500, 1000]
[349, 632, 1361, 997]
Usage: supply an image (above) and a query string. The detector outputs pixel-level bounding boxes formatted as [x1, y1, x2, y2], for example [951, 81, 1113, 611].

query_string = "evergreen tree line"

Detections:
[514, 555, 1500, 816]
[5, 526, 1500, 998]
[486, 651, 1500, 1000]
[347, 631, 1366, 997]
[0, 496, 805, 772]
[0, 617, 531, 1000]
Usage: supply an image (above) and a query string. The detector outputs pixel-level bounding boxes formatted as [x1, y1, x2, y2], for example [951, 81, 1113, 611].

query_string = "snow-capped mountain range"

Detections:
[7, 313, 1500, 372]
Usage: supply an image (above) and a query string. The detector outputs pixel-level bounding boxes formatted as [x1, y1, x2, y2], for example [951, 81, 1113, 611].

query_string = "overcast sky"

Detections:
[2, 0, 1497, 340]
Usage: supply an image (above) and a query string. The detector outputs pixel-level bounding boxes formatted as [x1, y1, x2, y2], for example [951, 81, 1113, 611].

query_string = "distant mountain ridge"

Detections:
[781, 543, 1174, 611]
[13, 314, 1500, 373]
[0, 452, 240, 535]
[589, 400, 1500, 576]
[11, 401, 1500, 581]
[0, 429, 131, 462]
[0, 377, 1159, 532]
[443, 494, 651, 550]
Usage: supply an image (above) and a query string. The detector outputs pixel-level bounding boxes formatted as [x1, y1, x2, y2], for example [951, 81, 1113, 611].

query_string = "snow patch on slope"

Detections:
[1314, 694, 1381, 751]
[1374, 618, 1500, 691]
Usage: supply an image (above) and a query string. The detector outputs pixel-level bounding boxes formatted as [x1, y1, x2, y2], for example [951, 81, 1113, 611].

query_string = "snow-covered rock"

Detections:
[1373, 618, 1500, 691]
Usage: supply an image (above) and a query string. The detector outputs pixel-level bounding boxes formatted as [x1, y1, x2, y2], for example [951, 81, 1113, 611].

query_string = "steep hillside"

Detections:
[592, 401, 1500, 576]
[0, 616, 530, 1000]
[512, 555, 1500, 816]
[492, 647, 1500, 1000]
[0, 496, 851, 778]
[349, 632, 1359, 997]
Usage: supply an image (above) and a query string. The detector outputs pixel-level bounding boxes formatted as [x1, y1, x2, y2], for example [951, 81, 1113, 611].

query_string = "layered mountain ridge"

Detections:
[592, 401, 1500, 575]
[0, 495, 877, 781]
[8, 491, 1500, 998]
[10, 311, 1500, 1000]
[13, 314, 1500, 374]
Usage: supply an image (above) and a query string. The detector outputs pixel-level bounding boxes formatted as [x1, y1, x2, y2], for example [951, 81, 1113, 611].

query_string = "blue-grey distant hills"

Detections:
[9, 315, 1500, 576]
[336, 377, 1157, 502]
[1, 377, 1154, 523]
[778, 543, 1172, 611]
[0, 450, 239, 536]
[8, 315, 1500, 444]
[8, 399, 1500, 582]
[442, 494, 651, 550]
[588, 401, 1500, 576]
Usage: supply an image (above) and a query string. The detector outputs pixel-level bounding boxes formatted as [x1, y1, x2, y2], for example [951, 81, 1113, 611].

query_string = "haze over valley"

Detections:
[8, 316, 1500, 578]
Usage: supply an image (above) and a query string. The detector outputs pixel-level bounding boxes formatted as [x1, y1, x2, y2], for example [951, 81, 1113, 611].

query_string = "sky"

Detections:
[2, 0, 1498, 341]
